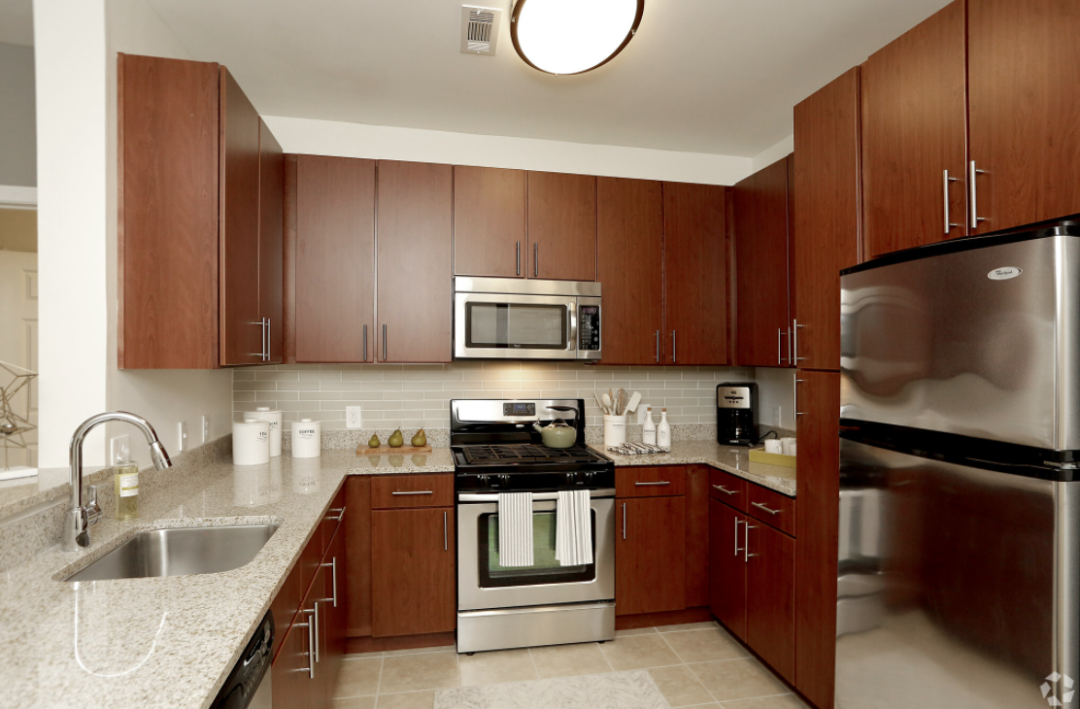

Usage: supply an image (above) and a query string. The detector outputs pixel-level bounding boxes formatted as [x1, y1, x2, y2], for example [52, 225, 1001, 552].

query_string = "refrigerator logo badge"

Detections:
[988, 266, 1023, 280]
[1041, 672, 1075, 706]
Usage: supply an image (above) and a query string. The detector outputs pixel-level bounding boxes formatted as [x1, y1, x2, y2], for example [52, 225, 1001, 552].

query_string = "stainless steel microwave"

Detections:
[453, 277, 601, 360]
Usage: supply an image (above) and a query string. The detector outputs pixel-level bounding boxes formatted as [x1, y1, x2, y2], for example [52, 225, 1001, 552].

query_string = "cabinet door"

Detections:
[616, 496, 686, 616]
[862, 0, 967, 258]
[371, 507, 455, 637]
[294, 155, 375, 363]
[320, 527, 347, 698]
[793, 68, 862, 372]
[271, 621, 311, 709]
[968, 0, 1080, 234]
[527, 172, 597, 281]
[685, 466, 711, 608]
[376, 161, 453, 363]
[746, 522, 795, 683]
[733, 157, 792, 367]
[709, 498, 747, 641]
[597, 177, 664, 364]
[794, 370, 841, 709]
[258, 118, 284, 363]
[454, 166, 526, 278]
[663, 182, 729, 365]
[219, 67, 263, 366]
[118, 54, 220, 369]
[344, 476, 372, 638]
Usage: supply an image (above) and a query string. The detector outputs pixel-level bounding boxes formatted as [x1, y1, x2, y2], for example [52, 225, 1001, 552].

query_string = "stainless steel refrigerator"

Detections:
[836, 226, 1080, 709]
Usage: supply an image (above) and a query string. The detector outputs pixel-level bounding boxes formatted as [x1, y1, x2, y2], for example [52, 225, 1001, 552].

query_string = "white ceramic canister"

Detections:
[291, 418, 321, 458]
[248, 406, 283, 457]
[233, 419, 271, 466]
[780, 437, 797, 456]
[764, 439, 783, 454]
[603, 414, 627, 448]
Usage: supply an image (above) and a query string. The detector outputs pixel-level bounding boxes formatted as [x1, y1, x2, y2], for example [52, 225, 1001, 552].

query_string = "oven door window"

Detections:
[465, 302, 568, 350]
[478, 510, 596, 587]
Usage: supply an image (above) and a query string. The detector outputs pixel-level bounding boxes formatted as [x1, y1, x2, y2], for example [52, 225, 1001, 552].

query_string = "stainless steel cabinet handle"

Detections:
[751, 501, 781, 515]
[327, 506, 346, 522]
[263, 318, 270, 361]
[671, 331, 677, 363]
[622, 503, 627, 540]
[744, 523, 757, 562]
[297, 617, 315, 679]
[777, 328, 782, 365]
[363, 324, 368, 362]
[516, 241, 521, 276]
[392, 490, 434, 496]
[534, 243, 539, 277]
[787, 326, 793, 366]
[321, 557, 338, 607]
[734, 518, 743, 556]
[268, 319, 272, 361]
[713, 484, 737, 496]
[943, 169, 960, 234]
[302, 604, 320, 664]
[793, 320, 805, 362]
[382, 324, 387, 361]
[443, 511, 448, 551]
[655, 330, 660, 363]
[635, 481, 670, 486]
[795, 378, 805, 417]
[969, 160, 987, 229]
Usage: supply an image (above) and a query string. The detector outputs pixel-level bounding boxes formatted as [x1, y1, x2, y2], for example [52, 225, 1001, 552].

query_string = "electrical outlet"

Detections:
[109, 435, 131, 465]
[178, 421, 189, 452]
[346, 406, 363, 429]
[773, 405, 781, 425]
[637, 406, 649, 425]
[202, 415, 211, 443]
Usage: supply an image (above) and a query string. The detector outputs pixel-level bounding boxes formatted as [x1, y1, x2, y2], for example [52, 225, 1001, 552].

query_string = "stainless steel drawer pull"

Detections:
[391, 490, 434, 496]
[321, 557, 339, 607]
[712, 484, 737, 495]
[751, 501, 781, 515]
[635, 481, 670, 486]
[327, 506, 346, 521]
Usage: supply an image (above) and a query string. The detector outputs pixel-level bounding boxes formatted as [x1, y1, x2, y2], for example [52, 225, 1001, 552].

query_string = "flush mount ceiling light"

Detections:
[511, 0, 645, 76]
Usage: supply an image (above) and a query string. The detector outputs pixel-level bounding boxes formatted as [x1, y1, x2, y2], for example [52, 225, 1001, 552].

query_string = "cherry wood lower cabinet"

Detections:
[371, 506, 456, 637]
[616, 495, 687, 616]
[685, 466, 711, 608]
[272, 620, 311, 709]
[709, 497, 748, 640]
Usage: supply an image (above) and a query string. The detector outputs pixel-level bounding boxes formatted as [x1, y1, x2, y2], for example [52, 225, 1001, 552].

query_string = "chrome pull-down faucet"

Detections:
[63, 411, 173, 552]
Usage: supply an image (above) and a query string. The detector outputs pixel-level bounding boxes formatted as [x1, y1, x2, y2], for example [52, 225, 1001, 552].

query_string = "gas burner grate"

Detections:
[462, 444, 598, 465]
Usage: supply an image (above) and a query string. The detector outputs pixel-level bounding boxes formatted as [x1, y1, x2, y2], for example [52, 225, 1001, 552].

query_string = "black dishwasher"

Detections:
[211, 611, 274, 709]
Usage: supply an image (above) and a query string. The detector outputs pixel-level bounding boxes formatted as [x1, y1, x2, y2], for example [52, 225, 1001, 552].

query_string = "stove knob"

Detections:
[479, 474, 490, 487]
[566, 472, 575, 485]
[499, 474, 510, 487]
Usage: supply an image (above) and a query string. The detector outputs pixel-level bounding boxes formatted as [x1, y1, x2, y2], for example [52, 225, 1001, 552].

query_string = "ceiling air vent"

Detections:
[460, 5, 502, 55]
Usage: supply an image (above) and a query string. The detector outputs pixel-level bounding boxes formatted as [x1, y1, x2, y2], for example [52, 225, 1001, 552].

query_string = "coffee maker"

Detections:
[717, 383, 758, 446]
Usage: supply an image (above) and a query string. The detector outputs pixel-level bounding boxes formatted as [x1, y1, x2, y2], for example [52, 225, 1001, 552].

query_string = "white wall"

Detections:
[750, 134, 794, 173]
[754, 366, 797, 431]
[0, 42, 37, 187]
[265, 117, 754, 187]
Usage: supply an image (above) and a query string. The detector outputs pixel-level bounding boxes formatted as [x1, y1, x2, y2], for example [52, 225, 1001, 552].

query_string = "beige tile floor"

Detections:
[332, 622, 808, 709]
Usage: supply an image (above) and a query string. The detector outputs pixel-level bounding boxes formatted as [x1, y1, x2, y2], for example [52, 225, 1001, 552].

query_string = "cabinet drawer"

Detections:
[372, 474, 454, 508]
[708, 468, 747, 511]
[316, 486, 347, 556]
[747, 485, 796, 536]
[615, 466, 686, 497]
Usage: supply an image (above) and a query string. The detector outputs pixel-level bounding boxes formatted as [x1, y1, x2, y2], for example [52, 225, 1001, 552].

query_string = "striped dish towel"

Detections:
[498, 492, 534, 567]
[556, 489, 593, 566]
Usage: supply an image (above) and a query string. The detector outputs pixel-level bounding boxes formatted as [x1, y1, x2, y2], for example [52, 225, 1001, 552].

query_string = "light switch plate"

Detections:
[637, 406, 649, 425]
[202, 415, 211, 443]
[346, 406, 362, 429]
[178, 421, 188, 452]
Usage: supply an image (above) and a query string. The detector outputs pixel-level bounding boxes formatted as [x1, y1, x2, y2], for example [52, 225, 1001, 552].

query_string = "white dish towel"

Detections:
[555, 489, 593, 567]
[498, 492, 534, 567]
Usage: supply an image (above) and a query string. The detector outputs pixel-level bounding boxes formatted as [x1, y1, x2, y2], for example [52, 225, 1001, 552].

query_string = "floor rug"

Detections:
[433, 670, 673, 709]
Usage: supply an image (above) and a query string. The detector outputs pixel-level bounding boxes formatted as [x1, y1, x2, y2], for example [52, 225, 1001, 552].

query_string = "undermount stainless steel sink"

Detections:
[64, 524, 279, 582]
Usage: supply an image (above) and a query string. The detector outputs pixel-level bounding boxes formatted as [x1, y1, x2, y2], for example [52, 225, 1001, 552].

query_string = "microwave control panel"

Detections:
[579, 305, 600, 351]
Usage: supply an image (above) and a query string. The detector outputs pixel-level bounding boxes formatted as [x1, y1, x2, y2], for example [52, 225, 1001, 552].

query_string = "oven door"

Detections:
[454, 292, 580, 360]
[457, 491, 616, 611]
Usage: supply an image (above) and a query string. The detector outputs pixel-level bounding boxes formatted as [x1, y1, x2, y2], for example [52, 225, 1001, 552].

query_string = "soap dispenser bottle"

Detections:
[113, 444, 139, 520]
[643, 407, 657, 445]
[657, 408, 671, 449]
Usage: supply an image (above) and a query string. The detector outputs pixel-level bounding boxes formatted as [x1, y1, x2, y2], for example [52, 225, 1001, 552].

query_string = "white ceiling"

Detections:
[0, 0, 33, 46]
[149, 1, 951, 157]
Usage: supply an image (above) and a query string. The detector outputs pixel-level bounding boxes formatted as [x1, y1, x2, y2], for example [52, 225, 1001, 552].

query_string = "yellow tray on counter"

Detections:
[748, 448, 797, 468]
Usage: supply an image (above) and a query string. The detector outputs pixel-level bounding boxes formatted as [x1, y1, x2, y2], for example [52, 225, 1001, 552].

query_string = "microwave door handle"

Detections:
[568, 301, 578, 355]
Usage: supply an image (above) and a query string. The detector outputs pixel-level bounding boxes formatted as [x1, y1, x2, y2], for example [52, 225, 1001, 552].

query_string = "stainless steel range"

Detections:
[452, 399, 616, 654]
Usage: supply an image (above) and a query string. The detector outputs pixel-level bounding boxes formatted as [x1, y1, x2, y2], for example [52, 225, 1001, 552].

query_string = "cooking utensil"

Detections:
[602, 392, 613, 414]
[618, 389, 628, 415]
[626, 391, 641, 414]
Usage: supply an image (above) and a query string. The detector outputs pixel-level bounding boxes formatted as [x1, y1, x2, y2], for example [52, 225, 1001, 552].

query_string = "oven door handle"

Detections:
[458, 488, 616, 503]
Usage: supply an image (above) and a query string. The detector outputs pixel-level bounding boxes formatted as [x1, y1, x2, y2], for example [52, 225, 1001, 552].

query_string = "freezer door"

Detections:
[840, 232, 1080, 450]
[836, 437, 1080, 709]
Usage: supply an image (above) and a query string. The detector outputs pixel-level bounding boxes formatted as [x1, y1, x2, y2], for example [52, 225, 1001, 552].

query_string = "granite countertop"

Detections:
[0, 447, 454, 709]
[591, 440, 797, 497]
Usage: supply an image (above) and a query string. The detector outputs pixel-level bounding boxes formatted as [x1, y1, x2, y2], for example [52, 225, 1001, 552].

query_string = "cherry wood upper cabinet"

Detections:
[376, 161, 453, 363]
[616, 496, 687, 616]
[291, 155, 376, 363]
[794, 370, 841, 709]
[597, 177, 664, 365]
[118, 54, 220, 369]
[862, 0, 967, 258]
[733, 156, 793, 368]
[663, 182, 729, 365]
[454, 166, 527, 278]
[968, 0, 1080, 234]
[258, 118, 284, 364]
[527, 172, 597, 281]
[745, 521, 796, 684]
[793, 68, 862, 372]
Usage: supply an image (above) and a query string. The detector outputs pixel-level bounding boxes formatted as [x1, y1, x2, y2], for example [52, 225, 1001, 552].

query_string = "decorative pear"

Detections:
[388, 429, 404, 448]
[368, 434, 380, 449]
[411, 429, 427, 447]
